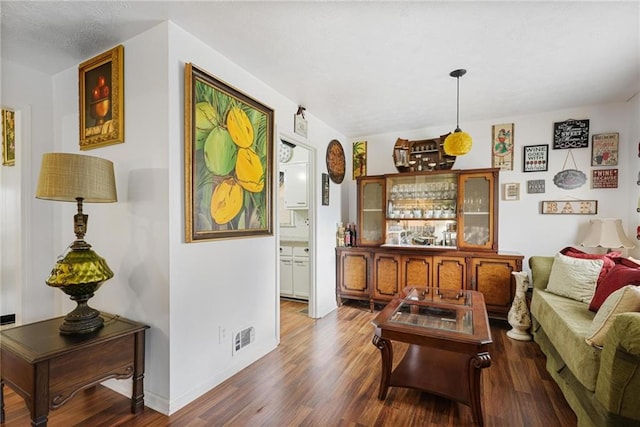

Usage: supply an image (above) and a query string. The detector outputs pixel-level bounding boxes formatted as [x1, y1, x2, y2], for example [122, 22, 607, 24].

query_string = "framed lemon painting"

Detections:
[184, 63, 274, 242]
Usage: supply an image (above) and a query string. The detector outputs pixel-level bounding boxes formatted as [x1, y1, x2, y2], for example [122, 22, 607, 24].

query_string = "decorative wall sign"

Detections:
[523, 145, 548, 172]
[553, 150, 586, 189]
[553, 119, 589, 149]
[591, 133, 618, 166]
[2, 108, 15, 166]
[184, 63, 274, 242]
[592, 169, 618, 189]
[352, 141, 367, 179]
[79, 45, 124, 150]
[527, 179, 545, 194]
[294, 112, 308, 138]
[541, 200, 598, 215]
[503, 183, 520, 201]
[322, 173, 330, 206]
[491, 123, 514, 171]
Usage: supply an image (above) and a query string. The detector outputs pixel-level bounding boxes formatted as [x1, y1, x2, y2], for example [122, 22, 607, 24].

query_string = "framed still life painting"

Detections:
[184, 63, 274, 242]
[79, 45, 124, 150]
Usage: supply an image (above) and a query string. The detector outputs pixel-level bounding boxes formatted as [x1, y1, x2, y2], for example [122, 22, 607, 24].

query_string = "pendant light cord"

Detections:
[456, 76, 460, 130]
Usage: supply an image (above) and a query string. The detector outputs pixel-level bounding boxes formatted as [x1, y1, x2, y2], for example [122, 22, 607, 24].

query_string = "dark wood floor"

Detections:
[1, 299, 576, 426]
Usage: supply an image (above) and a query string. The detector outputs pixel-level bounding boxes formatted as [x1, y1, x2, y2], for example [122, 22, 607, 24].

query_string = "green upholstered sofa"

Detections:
[529, 256, 640, 427]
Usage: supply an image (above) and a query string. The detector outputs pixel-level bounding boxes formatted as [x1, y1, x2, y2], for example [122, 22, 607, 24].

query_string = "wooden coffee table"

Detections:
[372, 287, 492, 426]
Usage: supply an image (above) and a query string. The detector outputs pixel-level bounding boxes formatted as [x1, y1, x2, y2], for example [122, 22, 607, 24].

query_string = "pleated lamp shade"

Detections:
[579, 218, 635, 250]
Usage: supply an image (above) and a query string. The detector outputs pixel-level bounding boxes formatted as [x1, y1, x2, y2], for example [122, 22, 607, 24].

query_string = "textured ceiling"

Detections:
[1, 1, 639, 138]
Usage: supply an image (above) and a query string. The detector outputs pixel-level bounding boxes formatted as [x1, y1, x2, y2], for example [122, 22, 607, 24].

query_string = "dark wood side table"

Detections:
[0, 314, 149, 426]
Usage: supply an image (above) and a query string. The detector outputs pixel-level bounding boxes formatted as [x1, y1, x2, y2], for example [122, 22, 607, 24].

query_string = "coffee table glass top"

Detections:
[388, 287, 474, 334]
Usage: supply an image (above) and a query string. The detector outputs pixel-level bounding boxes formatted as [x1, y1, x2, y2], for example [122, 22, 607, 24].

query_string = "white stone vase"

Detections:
[507, 271, 532, 341]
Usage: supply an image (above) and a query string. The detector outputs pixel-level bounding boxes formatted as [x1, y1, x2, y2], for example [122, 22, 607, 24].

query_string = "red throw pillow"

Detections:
[588, 263, 640, 312]
[560, 246, 619, 287]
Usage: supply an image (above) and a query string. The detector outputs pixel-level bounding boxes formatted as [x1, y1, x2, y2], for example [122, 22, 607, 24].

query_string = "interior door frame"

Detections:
[277, 130, 317, 319]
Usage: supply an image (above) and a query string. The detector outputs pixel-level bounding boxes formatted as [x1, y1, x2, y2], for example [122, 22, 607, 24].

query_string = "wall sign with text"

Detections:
[592, 169, 618, 189]
[553, 119, 589, 149]
[523, 145, 548, 172]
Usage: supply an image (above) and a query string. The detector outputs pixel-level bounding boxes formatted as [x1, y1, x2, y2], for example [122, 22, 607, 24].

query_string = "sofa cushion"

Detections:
[589, 262, 640, 312]
[546, 252, 603, 303]
[531, 287, 601, 391]
[586, 285, 640, 347]
[561, 246, 619, 287]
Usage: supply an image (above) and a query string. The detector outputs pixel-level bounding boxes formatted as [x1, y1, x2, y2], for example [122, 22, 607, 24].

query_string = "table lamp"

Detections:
[579, 218, 635, 253]
[36, 152, 117, 335]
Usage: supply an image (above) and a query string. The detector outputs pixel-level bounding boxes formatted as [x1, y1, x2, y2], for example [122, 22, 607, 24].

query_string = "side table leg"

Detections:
[372, 331, 393, 400]
[1, 381, 4, 423]
[468, 352, 492, 427]
[131, 330, 146, 414]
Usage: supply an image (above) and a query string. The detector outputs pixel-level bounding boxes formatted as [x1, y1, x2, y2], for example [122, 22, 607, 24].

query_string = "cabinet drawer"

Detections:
[280, 246, 293, 256]
[293, 246, 309, 257]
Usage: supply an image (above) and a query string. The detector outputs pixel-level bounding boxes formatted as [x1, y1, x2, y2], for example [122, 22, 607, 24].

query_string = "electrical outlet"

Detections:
[218, 326, 227, 344]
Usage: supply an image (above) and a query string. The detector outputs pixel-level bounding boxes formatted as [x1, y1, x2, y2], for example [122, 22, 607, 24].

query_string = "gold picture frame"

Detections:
[184, 63, 274, 242]
[79, 45, 124, 150]
[2, 108, 15, 166]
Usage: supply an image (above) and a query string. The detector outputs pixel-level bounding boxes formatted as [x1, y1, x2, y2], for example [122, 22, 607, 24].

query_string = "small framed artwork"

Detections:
[491, 123, 514, 171]
[553, 119, 589, 149]
[523, 145, 548, 172]
[592, 169, 618, 189]
[352, 141, 367, 179]
[322, 173, 330, 206]
[184, 63, 274, 242]
[541, 200, 598, 215]
[2, 108, 15, 166]
[527, 179, 545, 194]
[503, 183, 520, 201]
[79, 45, 124, 150]
[591, 133, 618, 166]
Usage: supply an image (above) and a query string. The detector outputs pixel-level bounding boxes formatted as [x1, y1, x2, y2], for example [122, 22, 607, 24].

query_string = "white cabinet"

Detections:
[282, 162, 308, 209]
[280, 246, 293, 296]
[280, 245, 309, 300]
[292, 246, 310, 299]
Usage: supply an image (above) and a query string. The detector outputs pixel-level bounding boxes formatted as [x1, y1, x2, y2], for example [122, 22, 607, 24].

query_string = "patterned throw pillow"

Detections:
[545, 252, 603, 303]
[586, 285, 640, 347]
[560, 246, 619, 287]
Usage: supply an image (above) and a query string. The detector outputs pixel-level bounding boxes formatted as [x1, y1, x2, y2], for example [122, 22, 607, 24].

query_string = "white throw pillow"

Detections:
[545, 252, 603, 303]
[586, 285, 640, 347]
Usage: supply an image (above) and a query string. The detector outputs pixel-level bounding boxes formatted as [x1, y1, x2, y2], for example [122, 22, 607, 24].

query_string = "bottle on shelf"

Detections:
[345, 224, 352, 247]
[351, 223, 357, 246]
[336, 222, 345, 247]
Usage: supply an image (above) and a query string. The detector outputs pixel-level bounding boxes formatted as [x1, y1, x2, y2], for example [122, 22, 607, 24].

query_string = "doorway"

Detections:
[277, 133, 315, 318]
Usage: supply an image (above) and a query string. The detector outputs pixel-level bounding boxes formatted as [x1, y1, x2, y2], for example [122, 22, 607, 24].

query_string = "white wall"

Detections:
[166, 22, 345, 412]
[1, 60, 56, 324]
[350, 101, 635, 270]
[51, 23, 172, 410]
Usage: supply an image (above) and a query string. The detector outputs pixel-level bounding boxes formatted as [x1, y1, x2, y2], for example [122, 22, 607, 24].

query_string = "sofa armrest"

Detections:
[528, 256, 554, 291]
[596, 312, 640, 420]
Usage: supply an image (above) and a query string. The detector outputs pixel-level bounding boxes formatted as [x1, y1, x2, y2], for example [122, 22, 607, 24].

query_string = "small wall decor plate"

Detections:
[553, 169, 586, 189]
[326, 139, 345, 184]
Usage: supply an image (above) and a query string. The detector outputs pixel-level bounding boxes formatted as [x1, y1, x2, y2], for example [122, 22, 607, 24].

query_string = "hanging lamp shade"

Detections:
[443, 69, 472, 156]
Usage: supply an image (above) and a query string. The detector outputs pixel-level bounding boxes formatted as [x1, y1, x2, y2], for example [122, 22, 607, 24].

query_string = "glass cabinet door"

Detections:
[358, 177, 385, 246]
[458, 171, 498, 251]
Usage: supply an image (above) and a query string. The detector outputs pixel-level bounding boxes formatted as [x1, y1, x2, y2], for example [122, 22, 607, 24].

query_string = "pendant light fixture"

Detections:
[443, 69, 473, 156]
